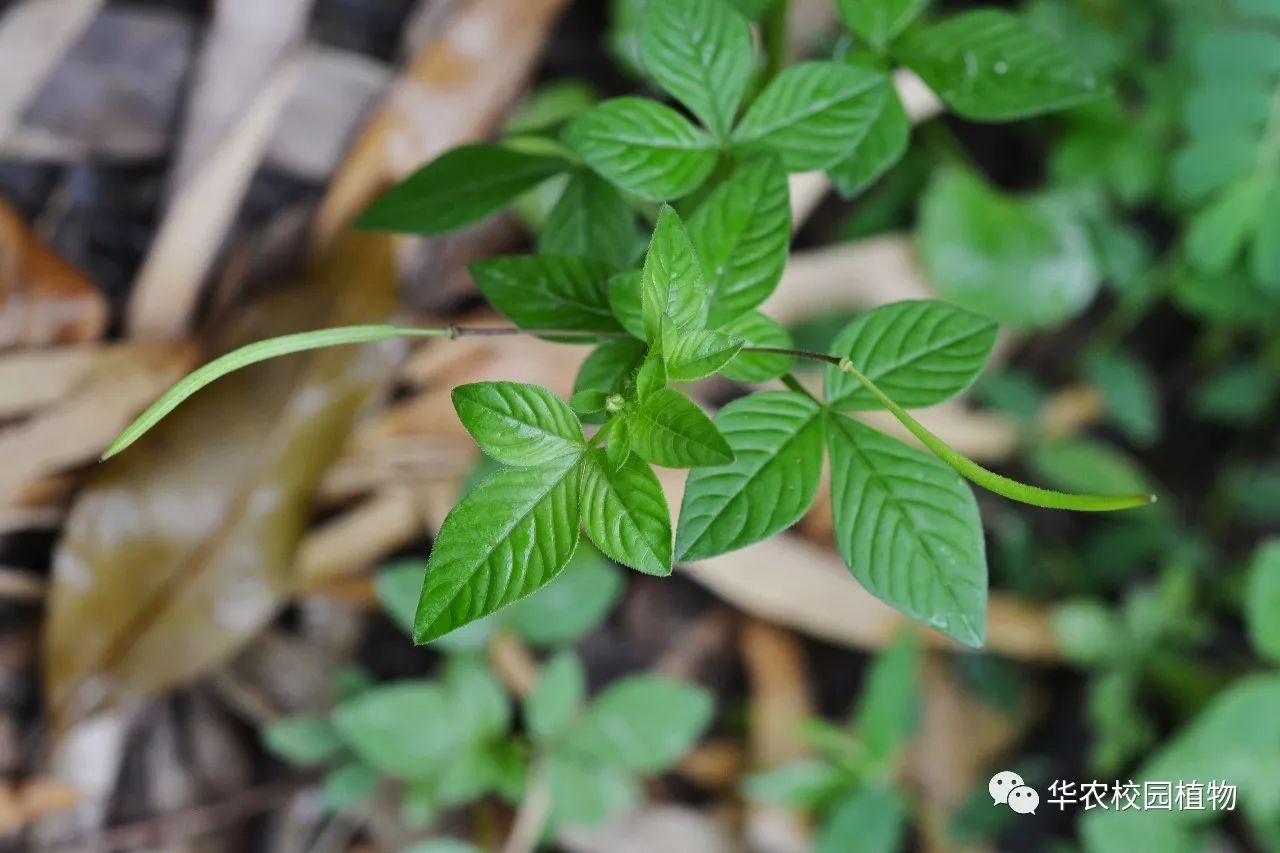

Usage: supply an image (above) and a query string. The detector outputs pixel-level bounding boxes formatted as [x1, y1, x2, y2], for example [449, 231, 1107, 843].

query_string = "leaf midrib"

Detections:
[833, 317, 993, 405]
[736, 73, 881, 141]
[587, 455, 667, 574]
[829, 414, 980, 641]
[635, 399, 727, 460]
[680, 401, 823, 555]
[430, 458, 581, 625]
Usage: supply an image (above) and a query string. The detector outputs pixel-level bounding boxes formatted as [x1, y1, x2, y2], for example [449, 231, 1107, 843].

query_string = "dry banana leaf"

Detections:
[42, 233, 398, 730]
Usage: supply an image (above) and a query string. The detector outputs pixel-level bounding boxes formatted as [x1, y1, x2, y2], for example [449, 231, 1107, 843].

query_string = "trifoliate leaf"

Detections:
[538, 171, 639, 269]
[642, 206, 709, 340]
[733, 62, 887, 172]
[471, 255, 623, 334]
[358, 144, 567, 234]
[827, 414, 987, 646]
[825, 300, 997, 411]
[566, 675, 713, 771]
[688, 153, 792, 326]
[893, 10, 1106, 121]
[526, 651, 587, 743]
[414, 458, 582, 643]
[563, 97, 718, 201]
[452, 382, 585, 467]
[677, 392, 825, 560]
[919, 168, 1100, 329]
[581, 449, 673, 576]
[630, 389, 734, 468]
[640, 0, 754, 138]
[718, 312, 793, 382]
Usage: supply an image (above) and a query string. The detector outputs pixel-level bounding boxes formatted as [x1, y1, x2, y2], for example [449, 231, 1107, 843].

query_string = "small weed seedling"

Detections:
[744, 632, 921, 853]
[106, 0, 1154, 649]
[264, 547, 712, 845]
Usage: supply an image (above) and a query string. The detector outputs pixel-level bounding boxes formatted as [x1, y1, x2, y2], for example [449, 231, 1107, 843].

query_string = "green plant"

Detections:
[743, 632, 920, 853]
[263, 550, 711, 845]
[263, 652, 711, 838]
[104, 0, 1155, 650]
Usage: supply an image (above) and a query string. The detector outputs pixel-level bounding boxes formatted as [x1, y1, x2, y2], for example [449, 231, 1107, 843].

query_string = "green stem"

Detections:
[101, 323, 1157, 513]
[834, 357, 1156, 511]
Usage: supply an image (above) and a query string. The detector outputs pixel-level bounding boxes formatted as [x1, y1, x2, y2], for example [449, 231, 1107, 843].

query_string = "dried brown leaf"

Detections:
[0, 201, 105, 348]
[42, 233, 398, 729]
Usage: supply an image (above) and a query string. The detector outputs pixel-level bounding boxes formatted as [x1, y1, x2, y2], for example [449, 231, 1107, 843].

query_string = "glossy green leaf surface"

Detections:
[414, 458, 582, 643]
[733, 62, 887, 172]
[641, 206, 710, 340]
[640, 0, 754, 138]
[827, 76, 911, 199]
[358, 144, 566, 234]
[581, 449, 673, 576]
[452, 381, 584, 467]
[470, 255, 622, 334]
[718, 312, 793, 382]
[660, 322, 744, 381]
[836, 0, 929, 49]
[630, 389, 734, 468]
[827, 413, 987, 647]
[894, 10, 1106, 121]
[677, 392, 825, 560]
[688, 153, 792, 326]
[563, 98, 718, 201]
[538, 171, 639, 269]
[825, 300, 997, 411]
